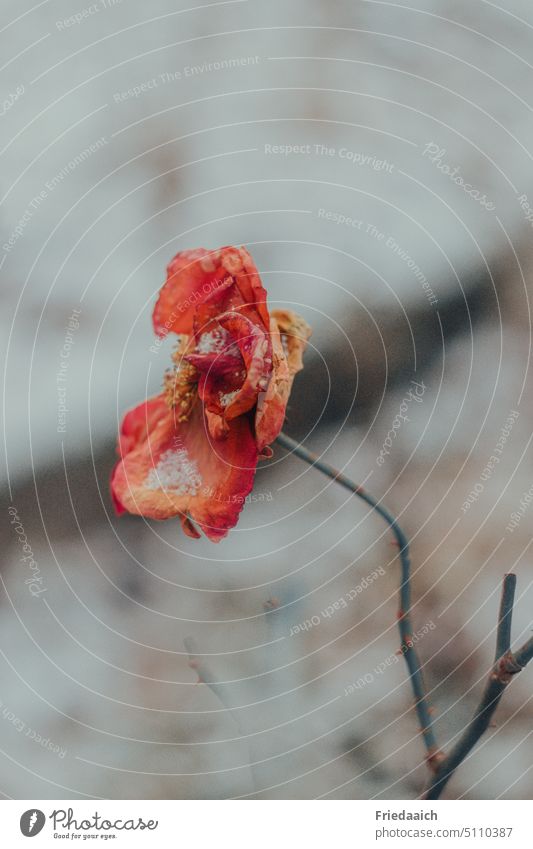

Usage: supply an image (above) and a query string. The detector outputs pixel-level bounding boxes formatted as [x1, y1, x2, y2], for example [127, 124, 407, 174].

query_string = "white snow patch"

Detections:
[144, 449, 201, 495]
[196, 330, 226, 354]
[220, 390, 238, 408]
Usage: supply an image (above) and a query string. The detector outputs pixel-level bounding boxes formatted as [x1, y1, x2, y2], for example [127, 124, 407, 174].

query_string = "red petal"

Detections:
[110, 462, 127, 515]
[153, 249, 232, 337]
[111, 396, 170, 514]
[111, 397, 258, 542]
[152, 246, 270, 338]
[180, 514, 202, 539]
[216, 311, 272, 419]
[117, 395, 169, 456]
[203, 406, 230, 441]
[185, 323, 243, 377]
[220, 246, 270, 330]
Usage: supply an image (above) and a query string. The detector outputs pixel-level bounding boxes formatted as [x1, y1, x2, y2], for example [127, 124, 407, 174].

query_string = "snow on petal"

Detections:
[111, 399, 258, 542]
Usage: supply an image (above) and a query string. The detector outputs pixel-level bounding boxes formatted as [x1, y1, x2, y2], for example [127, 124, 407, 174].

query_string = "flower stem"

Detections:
[275, 432, 443, 770]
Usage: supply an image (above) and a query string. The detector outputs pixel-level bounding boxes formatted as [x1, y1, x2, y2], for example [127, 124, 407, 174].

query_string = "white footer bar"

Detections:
[1, 799, 529, 847]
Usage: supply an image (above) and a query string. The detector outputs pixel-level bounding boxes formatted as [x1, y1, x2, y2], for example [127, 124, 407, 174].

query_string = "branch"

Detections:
[276, 433, 533, 799]
[495, 573, 517, 662]
[275, 432, 443, 771]
[424, 575, 533, 799]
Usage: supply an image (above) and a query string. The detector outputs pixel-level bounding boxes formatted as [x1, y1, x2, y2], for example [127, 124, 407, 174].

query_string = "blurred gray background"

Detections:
[1, 0, 533, 799]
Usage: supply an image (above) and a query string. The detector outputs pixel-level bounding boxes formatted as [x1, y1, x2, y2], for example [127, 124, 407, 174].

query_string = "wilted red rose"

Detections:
[111, 246, 311, 541]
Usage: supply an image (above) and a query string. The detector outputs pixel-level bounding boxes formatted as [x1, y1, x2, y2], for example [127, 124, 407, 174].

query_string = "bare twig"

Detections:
[495, 574, 517, 661]
[424, 575, 533, 799]
[514, 636, 533, 669]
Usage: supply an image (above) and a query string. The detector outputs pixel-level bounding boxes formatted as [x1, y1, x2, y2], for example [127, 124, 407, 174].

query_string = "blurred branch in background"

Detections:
[183, 636, 258, 794]
[286, 265, 497, 437]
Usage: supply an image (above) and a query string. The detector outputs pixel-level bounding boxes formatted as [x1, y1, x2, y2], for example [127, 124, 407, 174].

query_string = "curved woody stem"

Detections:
[275, 432, 442, 769]
[276, 432, 533, 799]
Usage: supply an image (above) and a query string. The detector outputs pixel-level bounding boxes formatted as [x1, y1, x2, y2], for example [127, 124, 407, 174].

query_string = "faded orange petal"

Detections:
[272, 309, 312, 378]
[111, 398, 258, 542]
[255, 309, 312, 452]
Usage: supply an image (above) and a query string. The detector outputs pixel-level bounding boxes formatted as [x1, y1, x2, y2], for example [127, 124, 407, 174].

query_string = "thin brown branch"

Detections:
[424, 575, 533, 799]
